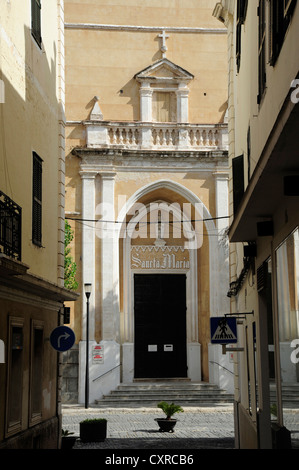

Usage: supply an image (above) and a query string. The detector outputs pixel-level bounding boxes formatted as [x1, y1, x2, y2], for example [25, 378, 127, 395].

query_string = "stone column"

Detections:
[176, 83, 189, 123]
[79, 170, 121, 404]
[100, 172, 118, 340]
[139, 82, 153, 149]
[214, 172, 229, 234]
[209, 171, 234, 393]
[80, 170, 97, 340]
[86, 171, 120, 402]
[139, 81, 153, 122]
[177, 84, 190, 148]
[213, 170, 230, 314]
[78, 170, 97, 405]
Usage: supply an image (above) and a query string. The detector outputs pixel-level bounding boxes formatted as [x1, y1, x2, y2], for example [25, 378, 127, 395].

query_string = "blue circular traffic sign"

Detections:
[50, 326, 75, 352]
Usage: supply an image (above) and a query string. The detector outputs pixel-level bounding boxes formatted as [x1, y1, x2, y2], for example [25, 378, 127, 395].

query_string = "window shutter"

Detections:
[247, 127, 251, 183]
[239, 0, 248, 23]
[258, 0, 266, 103]
[269, 0, 297, 66]
[31, 0, 42, 47]
[235, 0, 249, 73]
[257, 262, 268, 292]
[232, 155, 245, 215]
[32, 152, 42, 246]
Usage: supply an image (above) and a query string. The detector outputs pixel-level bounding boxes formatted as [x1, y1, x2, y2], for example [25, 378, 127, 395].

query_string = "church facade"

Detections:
[64, 0, 231, 403]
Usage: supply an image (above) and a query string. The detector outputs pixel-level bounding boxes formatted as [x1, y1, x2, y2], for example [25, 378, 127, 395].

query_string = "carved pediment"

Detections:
[135, 59, 194, 84]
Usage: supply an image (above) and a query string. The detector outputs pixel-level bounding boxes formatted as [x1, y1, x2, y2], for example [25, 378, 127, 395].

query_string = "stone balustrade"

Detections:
[84, 121, 228, 151]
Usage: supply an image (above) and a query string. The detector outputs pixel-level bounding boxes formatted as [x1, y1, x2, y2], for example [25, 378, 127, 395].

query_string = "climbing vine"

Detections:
[64, 220, 78, 291]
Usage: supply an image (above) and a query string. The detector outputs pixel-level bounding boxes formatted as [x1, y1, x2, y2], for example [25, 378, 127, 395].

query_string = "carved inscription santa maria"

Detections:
[131, 246, 190, 271]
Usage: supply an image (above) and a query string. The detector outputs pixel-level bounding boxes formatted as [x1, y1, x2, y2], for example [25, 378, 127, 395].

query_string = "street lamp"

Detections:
[84, 283, 92, 409]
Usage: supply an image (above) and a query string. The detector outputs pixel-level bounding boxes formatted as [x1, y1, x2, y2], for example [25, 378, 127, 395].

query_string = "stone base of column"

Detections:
[122, 343, 134, 383]
[187, 342, 202, 381]
[78, 340, 120, 404]
[208, 343, 234, 394]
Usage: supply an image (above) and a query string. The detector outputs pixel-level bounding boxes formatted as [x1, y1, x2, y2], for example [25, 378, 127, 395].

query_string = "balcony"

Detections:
[84, 121, 228, 152]
[0, 191, 22, 261]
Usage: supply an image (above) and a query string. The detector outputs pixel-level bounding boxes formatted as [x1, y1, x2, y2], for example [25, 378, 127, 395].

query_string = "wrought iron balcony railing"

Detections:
[0, 191, 22, 261]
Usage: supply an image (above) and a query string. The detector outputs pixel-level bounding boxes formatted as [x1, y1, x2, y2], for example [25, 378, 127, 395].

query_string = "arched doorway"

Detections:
[116, 179, 219, 383]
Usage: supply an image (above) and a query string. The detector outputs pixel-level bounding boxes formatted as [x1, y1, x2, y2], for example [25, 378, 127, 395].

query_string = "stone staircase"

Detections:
[95, 381, 234, 408]
[270, 382, 299, 409]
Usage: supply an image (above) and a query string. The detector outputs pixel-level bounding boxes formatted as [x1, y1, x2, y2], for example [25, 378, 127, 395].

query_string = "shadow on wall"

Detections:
[219, 100, 228, 123]
[82, 78, 140, 122]
[1, 23, 60, 237]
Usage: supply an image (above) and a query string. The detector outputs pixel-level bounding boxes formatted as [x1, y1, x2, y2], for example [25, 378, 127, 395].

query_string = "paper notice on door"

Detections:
[148, 345, 158, 352]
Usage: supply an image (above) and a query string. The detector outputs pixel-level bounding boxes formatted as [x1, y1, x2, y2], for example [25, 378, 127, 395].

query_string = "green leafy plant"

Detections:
[64, 220, 78, 291]
[62, 429, 74, 437]
[80, 418, 107, 424]
[157, 401, 184, 420]
[270, 403, 278, 417]
[79, 418, 107, 443]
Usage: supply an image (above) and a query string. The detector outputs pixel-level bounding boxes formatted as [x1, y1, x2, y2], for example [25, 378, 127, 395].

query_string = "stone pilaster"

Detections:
[100, 172, 118, 341]
[80, 170, 97, 340]
[139, 81, 153, 122]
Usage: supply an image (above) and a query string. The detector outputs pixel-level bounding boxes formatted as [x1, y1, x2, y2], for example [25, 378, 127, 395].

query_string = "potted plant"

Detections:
[61, 429, 77, 449]
[155, 401, 184, 433]
[79, 418, 107, 443]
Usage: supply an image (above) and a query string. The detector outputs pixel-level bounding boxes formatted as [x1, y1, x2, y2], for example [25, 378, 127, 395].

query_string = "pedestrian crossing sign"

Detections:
[210, 317, 238, 344]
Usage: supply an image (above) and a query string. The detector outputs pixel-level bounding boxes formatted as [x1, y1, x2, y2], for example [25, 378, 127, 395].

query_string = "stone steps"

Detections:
[94, 381, 299, 408]
[270, 383, 299, 408]
[95, 381, 234, 407]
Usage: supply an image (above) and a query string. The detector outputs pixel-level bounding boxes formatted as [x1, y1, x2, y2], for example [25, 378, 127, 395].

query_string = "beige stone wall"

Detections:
[64, 0, 229, 383]
[66, 0, 223, 27]
[233, 2, 299, 185]
[65, 0, 227, 125]
[0, 0, 63, 284]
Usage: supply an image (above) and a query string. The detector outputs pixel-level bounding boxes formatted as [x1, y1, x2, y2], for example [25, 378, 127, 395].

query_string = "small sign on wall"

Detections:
[164, 344, 173, 352]
[92, 344, 104, 364]
[148, 345, 158, 352]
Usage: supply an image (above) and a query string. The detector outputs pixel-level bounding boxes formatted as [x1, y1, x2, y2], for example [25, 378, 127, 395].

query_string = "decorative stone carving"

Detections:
[135, 58, 194, 124]
[90, 96, 103, 121]
[158, 31, 169, 58]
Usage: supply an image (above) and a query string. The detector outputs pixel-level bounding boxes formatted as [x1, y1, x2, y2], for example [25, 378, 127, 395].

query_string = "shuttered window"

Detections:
[258, 0, 267, 104]
[269, 0, 297, 66]
[29, 321, 44, 425]
[247, 127, 251, 183]
[32, 152, 42, 246]
[232, 154, 245, 215]
[31, 0, 42, 48]
[236, 0, 248, 72]
[152, 92, 176, 122]
[6, 318, 24, 436]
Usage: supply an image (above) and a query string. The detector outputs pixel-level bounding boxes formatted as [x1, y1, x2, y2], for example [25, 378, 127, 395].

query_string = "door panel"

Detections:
[134, 274, 187, 378]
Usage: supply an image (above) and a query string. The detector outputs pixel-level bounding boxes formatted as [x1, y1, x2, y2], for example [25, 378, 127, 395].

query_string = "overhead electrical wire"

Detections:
[65, 215, 231, 237]
[65, 215, 230, 225]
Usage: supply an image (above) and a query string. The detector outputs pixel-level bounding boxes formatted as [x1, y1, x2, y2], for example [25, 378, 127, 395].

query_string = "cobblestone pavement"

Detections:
[62, 404, 235, 449]
[62, 405, 299, 450]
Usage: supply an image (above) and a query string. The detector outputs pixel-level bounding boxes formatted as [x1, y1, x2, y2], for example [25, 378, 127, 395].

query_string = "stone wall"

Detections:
[61, 345, 79, 404]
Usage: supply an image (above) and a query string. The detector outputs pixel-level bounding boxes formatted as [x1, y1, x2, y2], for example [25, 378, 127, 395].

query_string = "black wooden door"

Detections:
[134, 274, 187, 379]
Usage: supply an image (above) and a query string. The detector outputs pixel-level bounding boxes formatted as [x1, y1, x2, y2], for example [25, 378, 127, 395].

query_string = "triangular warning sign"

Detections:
[211, 318, 237, 344]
